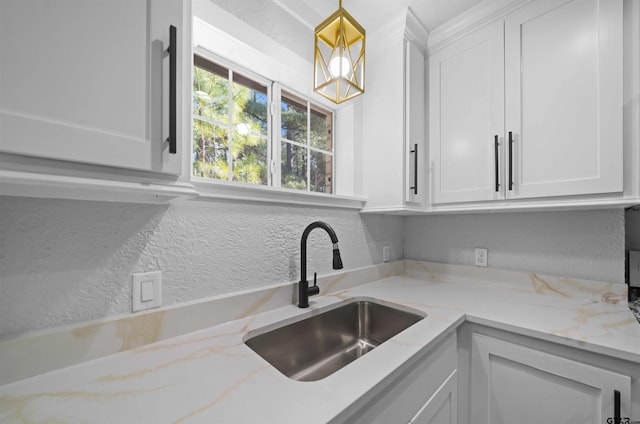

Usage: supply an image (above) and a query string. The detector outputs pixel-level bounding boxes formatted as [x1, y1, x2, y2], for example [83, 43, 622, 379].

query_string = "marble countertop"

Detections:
[1, 262, 639, 423]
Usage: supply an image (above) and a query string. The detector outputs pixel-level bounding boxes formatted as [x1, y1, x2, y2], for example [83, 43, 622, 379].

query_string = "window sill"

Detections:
[192, 177, 366, 209]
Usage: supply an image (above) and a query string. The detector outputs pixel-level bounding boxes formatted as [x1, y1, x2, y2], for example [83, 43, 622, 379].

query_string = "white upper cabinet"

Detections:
[0, 0, 183, 175]
[405, 39, 427, 206]
[361, 9, 428, 212]
[429, 21, 504, 204]
[429, 0, 623, 206]
[505, 0, 623, 199]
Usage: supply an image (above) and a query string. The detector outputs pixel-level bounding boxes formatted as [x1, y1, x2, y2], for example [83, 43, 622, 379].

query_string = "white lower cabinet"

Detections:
[459, 324, 636, 424]
[409, 369, 458, 424]
[339, 333, 457, 424]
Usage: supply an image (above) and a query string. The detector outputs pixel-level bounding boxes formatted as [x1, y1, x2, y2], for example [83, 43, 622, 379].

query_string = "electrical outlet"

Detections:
[475, 248, 488, 267]
[382, 245, 390, 263]
[132, 271, 162, 312]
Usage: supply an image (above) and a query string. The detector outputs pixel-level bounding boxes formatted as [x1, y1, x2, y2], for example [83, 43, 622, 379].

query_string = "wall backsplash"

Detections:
[404, 209, 626, 284]
[0, 196, 403, 338]
[1, 196, 631, 339]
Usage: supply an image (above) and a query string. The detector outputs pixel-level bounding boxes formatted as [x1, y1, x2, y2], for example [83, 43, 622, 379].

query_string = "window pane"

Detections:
[310, 105, 332, 151]
[232, 130, 268, 185]
[310, 151, 333, 193]
[281, 141, 307, 190]
[232, 74, 268, 137]
[192, 118, 229, 180]
[193, 64, 228, 120]
[281, 92, 307, 144]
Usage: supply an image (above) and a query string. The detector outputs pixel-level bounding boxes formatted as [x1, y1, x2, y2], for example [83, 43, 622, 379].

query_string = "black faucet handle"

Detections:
[308, 272, 320, 297]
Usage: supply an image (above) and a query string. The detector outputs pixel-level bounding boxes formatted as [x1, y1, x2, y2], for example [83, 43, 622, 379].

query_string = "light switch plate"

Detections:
[132, 271, 162, 312]
[629, 251, 640, 287]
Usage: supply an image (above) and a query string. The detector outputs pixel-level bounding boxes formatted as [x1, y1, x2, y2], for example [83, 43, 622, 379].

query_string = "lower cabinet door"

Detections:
[410, 370, 458, 424]
[470, 333, 631, 424]
[342, 334, 457, 424]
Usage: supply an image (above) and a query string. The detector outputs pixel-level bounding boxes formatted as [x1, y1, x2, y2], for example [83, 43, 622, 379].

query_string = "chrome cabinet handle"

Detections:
[410, 144, 418, 195]
[167, 25, 177, 154]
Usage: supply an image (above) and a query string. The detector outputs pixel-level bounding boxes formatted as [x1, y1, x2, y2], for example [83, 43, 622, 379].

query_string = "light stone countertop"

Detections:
[1, 262, 639, 423]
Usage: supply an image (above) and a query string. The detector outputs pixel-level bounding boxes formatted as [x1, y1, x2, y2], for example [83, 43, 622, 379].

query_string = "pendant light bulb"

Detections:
[329, 55, 351, 78]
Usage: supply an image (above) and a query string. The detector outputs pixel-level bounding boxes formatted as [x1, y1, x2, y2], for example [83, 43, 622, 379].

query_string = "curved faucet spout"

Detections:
[301, 221, 339, 244]
[298, 221, 343, 308]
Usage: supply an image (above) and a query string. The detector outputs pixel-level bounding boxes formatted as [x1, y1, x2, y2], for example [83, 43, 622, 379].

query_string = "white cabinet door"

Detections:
[405, 39, 426, 205]
[410, 370, 458, 424]
[0, 0, 182, 174]
[429, 21, 504, 204]
[361, 10, 427, 212]
[505, 0, 623, 199]
[341, 333, 457, 424]
[470, 333, 631, 424]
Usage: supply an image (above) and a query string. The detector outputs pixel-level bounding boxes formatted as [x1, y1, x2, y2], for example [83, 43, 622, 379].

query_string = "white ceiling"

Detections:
[274, 0, 484, 33]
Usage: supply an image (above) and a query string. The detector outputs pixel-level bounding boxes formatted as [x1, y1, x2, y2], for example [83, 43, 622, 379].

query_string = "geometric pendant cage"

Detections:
[314, 0, 365, 104]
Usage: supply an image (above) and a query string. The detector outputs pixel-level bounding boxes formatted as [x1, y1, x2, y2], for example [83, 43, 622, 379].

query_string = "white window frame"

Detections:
[192, 52, 272, 187]
[192, 49, 336, 195]
[274, 84, 336, 194]
[190, 10, 365, 209]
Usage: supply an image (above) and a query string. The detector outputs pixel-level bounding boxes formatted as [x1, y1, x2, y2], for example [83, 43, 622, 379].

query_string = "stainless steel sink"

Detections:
[244, 299, 425, 381]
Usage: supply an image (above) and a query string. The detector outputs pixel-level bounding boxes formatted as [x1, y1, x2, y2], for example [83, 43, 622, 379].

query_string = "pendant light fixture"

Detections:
[314, 0, 365, 104]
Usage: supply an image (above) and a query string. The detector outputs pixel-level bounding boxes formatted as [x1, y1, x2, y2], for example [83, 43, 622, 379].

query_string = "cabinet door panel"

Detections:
[0, 0, 181, 174]
[405, 40, 425, 205]
[343, 334, 457, 424]
[430, 21, 504, 204]
[470, 333, 631, 424]
[505, 0, 623, 198]
[410, 370, 458, 424]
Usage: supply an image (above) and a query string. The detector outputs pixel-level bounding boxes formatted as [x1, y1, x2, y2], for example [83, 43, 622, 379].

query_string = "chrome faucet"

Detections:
[298, 221, 343, 308]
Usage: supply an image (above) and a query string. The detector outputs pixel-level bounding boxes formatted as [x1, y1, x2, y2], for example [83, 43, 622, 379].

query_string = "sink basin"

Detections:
[244, 298, 425, 381]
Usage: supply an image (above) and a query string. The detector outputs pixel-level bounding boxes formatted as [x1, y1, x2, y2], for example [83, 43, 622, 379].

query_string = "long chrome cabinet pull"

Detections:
[410, 144, 418, 195]
[494, 135, 499, 192]
[508, 131, 513, 191]
[614, 390, 621, 423]
[167, 25, 177, 154]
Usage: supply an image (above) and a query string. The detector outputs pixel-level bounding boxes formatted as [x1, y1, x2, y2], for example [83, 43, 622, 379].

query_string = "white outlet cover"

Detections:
[383, 245, 390, 262]
[475, 248, 488, 267]
[132, 271, 162, 312]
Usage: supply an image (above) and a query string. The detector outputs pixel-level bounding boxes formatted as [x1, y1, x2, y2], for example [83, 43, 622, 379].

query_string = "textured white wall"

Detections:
[207, 0, 313, 61]
[404, 209, 626, 283]
[0, 196, 403, 338]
